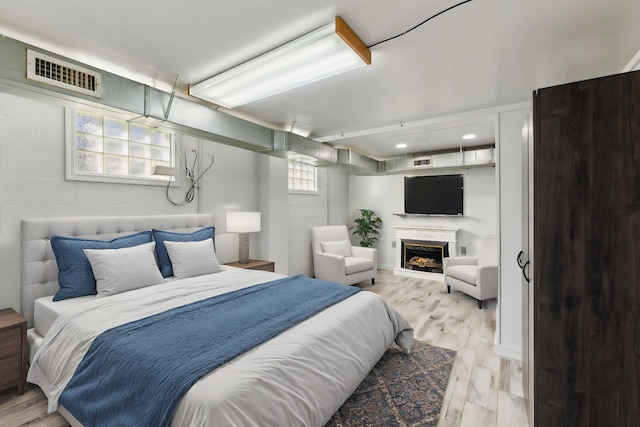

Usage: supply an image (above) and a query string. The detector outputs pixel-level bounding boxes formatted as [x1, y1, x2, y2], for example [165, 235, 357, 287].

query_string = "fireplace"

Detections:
[393, 226, 458, 279]
[401, 239, 449, 274]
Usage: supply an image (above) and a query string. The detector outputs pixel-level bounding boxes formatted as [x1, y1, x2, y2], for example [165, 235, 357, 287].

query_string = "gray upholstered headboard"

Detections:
[20, 214, 215, 328]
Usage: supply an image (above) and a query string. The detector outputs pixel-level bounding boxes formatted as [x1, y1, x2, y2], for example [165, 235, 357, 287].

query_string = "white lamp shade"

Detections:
[226, 212, 261, 233]
[189, 17, 371, 108]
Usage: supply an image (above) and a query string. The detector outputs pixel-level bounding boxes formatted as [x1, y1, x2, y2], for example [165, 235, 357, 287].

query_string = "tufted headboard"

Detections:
[20, 214, 215, 328]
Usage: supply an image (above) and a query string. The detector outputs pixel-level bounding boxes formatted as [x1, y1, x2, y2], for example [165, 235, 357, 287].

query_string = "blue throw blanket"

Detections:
[59, 275, 359, 427]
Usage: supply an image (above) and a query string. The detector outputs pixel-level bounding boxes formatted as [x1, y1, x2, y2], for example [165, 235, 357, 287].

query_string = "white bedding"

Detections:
[28, 267, 413, 427]
[32, 276, 181, 339]
[34, 295, 94, 338]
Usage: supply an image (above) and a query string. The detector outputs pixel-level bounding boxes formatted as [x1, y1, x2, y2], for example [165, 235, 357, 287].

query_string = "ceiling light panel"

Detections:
[189, 17, 371, 108]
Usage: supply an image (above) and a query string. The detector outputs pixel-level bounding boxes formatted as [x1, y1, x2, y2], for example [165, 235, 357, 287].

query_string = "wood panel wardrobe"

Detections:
[527, 70, 640, 426]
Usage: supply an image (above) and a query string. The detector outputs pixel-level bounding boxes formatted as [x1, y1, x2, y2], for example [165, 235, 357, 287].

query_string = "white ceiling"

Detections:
[0, 0, 638, 159]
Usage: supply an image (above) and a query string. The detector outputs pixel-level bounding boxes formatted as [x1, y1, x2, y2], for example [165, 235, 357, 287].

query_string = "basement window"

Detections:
[288, 160, 317, 193]
[66, 109, 175, 185]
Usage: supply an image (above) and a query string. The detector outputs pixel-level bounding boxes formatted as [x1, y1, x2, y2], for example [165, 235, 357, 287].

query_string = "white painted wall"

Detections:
[196, 137, 262, 264]
[327, 167, 350, 227]
[0, 87, 522, 352]
[287, 167, 350, 277]
[0, 89, 352, 312]
[0, 91, 262, 312]
[287, 169, 328, 276]
[495, 107, 529, 360]
[348, 167, 497, 270]
[258, 155, 289, 274]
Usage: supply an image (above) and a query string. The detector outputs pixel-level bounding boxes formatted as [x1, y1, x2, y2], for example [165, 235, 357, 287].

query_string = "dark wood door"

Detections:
[534, 70, 640, 426]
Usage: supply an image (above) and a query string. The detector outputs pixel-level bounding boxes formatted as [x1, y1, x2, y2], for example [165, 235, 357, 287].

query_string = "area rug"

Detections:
[325, 342, 456, 427]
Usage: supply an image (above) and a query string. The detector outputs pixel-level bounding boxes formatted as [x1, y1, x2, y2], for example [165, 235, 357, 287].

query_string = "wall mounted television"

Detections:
[404, 174, 464, 216]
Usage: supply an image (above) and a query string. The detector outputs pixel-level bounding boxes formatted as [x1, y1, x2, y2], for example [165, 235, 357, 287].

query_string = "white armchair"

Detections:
[311, 225, 377, 286]
[443, 234, 498, 309]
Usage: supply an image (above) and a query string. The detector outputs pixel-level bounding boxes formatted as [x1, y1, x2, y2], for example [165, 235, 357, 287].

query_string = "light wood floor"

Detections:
[0, 270, 528, 427]
[362, 270, 528, 427]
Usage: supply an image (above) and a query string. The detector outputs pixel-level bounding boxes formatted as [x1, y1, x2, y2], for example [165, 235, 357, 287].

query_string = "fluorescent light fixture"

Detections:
[189, 17, 371, 108]
[462, 133, 477, 140]
[396, 143, 407, 149]
[227, 212, 261, 263]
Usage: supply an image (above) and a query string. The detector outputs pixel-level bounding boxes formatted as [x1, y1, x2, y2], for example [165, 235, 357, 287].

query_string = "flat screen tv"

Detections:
[404, 174, 464, 216]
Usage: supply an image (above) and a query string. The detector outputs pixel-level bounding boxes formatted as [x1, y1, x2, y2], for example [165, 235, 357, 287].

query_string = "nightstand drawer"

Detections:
[0, 354, 21, 387]
[0, 328, 21, 359]
[0, 308, 26, 395]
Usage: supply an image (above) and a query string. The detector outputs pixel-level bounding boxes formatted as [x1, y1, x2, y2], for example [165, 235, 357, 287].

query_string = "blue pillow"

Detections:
[51, 231, 153, 301]
[152, 227, 215, 277]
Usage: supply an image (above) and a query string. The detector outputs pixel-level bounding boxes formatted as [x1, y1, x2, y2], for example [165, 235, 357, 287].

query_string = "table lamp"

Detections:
[226, 212, 261, 263]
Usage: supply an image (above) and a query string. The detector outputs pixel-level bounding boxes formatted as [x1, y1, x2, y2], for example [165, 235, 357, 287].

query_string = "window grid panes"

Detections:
[288, 160, 317, 193]
[72, 110, 174, 184]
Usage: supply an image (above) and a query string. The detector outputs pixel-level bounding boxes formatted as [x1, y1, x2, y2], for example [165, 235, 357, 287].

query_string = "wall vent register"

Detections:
[26, 49, 102, 98]
[412, 156, 432, 168]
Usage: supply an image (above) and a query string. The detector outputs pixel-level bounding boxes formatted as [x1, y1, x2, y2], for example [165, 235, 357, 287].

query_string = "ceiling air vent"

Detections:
[412, 156, 432, 168]
[26, 49, 102, 98]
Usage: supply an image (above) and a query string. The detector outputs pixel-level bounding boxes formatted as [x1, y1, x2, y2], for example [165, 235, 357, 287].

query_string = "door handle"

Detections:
[522, 260, 530, 282]
[517, 250, 524, 268]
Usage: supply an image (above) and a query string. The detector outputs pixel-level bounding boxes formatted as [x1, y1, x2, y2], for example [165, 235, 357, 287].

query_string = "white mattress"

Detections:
[34, 295, 95, 338]
[32, 275, 183, 338]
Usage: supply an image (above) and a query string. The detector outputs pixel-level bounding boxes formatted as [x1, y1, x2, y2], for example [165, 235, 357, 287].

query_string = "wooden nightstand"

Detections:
[225, 259, 275, 272]
[0, 308, 27, 395]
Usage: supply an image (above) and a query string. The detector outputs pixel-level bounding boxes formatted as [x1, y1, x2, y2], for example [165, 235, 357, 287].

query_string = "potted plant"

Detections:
[352, 209, 383, 247]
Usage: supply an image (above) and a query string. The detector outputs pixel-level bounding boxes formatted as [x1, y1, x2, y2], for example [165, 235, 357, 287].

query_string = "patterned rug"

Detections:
[325, 342, 456, 427]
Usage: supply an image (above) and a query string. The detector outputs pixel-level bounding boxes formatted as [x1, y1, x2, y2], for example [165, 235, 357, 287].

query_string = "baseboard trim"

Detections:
[495, 344, 522, 361]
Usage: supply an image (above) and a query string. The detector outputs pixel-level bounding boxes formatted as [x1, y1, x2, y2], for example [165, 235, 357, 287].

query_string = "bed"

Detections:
[21, 214, 414, 427]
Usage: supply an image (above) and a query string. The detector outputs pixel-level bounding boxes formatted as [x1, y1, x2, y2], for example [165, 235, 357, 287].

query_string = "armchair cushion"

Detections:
[445, 265, 478, 285]
[345, 257, 374, 275]
[321, 240, 352, 257]
[351, 246, 376, 260]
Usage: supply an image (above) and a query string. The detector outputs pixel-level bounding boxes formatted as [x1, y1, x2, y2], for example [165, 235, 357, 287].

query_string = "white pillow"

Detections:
[321, 240, 352, 257]
[163, 238, 222, 278]
[83, 241, 164, 297]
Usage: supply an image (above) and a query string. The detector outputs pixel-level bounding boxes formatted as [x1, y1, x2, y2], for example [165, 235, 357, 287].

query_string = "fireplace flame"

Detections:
[407, 256, 440, 268]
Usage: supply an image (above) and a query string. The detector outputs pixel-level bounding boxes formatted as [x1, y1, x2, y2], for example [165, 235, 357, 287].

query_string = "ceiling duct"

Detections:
[0, 34, 391, 175]
[364, 145, 495, 175]
[265, 131, 338, 166]
[0, 35, 273, 152]
[331, 149, 383, 173]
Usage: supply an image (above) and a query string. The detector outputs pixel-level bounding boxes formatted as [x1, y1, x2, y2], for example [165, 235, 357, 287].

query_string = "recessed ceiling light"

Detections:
[462, 133, 477, 140]
[396, 143, 407, 148]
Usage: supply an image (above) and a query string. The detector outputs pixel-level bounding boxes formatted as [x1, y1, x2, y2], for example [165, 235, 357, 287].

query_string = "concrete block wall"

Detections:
[287, 167, 350, 277]
[288, 168, 329, 276]
[0, 89, 353, 313]
[0, 91, 264, 312]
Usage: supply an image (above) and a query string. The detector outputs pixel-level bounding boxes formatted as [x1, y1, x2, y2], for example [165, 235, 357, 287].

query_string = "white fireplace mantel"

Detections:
[393, 226, 459, 280]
